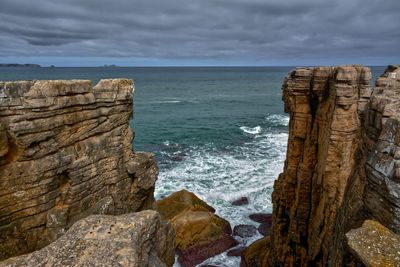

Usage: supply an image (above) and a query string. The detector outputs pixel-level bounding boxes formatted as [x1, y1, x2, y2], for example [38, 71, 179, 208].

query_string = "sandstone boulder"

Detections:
[157, 189, 215, 220]
[173, 205, 238, 266]
[0, 210, 175, 267]
[157, 190, 237, 267]
[346, 220, 400, 267]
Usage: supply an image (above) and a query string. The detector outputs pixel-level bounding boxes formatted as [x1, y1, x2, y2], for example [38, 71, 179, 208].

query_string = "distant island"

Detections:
[0, 64, 41, 67]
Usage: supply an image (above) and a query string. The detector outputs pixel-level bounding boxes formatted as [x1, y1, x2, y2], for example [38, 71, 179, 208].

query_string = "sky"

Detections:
[0, 0, 399, 66]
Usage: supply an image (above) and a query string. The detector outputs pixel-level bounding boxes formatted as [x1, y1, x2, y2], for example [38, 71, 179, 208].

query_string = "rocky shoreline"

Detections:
[0, 65, 399, 267]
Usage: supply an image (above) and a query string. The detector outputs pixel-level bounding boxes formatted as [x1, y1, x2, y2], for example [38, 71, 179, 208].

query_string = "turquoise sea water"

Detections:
[0, 66, 386, 266]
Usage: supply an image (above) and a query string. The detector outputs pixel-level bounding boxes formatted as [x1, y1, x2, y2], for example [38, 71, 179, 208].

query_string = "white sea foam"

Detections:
[265, 113, 289, 126]
[239, 125, 262, 135]
[155, 128, 288, 267]
[151, 100, 182, 104]
[150, 98, 200, 104]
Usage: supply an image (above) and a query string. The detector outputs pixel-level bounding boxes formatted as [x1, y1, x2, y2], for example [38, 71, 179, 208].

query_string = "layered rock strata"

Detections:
[0, 210, 175, 267]
[258, 65, 400, 266]
[0, 79, 159, 260]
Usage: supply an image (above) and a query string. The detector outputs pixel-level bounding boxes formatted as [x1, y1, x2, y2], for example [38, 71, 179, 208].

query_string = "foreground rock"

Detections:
[174, 206, 238, 267]
[346, 220, 400, 267]
[0, 79, 159, 260]
[157, 190, 237, 267]
[0, 210, 175, 267]
[254, 65, 400, 266]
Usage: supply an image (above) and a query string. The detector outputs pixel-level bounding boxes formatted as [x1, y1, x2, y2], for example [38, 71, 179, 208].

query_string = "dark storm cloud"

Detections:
[0, 0, 399, 65]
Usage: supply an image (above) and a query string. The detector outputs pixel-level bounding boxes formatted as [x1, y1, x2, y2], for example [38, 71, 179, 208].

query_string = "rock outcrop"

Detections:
[0, 210, 175, 267]
[251, 65, 400, 266]
[346, 220, 400, 267]
[157, 190, 237, 267]
[0, 79, 159, 260]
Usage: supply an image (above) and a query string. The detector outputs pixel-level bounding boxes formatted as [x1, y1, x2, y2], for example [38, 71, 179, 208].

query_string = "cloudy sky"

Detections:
[0, 0, 399, 66]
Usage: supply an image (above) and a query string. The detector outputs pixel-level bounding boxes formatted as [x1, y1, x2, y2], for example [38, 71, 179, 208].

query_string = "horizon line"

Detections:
[0, 64, 389, 68]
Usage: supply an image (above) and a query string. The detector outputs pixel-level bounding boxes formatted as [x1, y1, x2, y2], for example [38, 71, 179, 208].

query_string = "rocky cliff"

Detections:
[257, 65, 400, 266]
[0, 79, 159, 260]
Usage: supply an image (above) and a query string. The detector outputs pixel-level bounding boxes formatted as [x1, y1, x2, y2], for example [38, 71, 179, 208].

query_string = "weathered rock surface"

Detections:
[346, 220, 400, 267]
[0, 210, 175, 267]
[0, 79, 159, 260]
[251, 65, 400, 266]
[157, 190, 237, 266]
[173, 205, 237, 266]
[363, 65, 400, 233]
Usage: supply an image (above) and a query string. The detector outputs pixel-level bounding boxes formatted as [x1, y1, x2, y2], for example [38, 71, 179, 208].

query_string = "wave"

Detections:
[239, 125, 262, 135]
[149, 98, 200, 105]
[151, 100, 182, 104]
[265, 113, 289, 127]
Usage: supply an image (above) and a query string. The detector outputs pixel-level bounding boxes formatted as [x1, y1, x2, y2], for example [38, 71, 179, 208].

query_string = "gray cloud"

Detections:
[0, 0, 399, 65]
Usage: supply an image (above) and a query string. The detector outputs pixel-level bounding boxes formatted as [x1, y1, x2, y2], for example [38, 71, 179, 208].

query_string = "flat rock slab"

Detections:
[346, 220, 400, 267]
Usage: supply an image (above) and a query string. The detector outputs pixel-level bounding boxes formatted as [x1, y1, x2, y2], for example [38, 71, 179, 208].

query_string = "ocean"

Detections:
[0, 66, 386, 266]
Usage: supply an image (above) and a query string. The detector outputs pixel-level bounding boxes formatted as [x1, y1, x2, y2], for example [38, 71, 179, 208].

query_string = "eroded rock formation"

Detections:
[0, 79, 159, 260]
[251, 65, 400, 266]
[0, 210, 175, 267]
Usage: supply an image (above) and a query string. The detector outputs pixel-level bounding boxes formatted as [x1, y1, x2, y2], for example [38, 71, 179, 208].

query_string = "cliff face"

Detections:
[363, 65, 400, 232]
[264, 65, 400, 266]
[0, 79, 158, 260]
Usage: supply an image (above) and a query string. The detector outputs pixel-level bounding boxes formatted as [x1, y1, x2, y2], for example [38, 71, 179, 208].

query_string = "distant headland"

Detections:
[0, 63, 41, 67]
